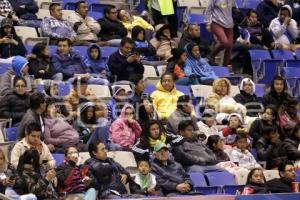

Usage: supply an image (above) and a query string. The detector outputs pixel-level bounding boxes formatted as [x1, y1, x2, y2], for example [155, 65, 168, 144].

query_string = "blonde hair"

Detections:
[0, 148, 7, 164]
[212, 78, 231, 96]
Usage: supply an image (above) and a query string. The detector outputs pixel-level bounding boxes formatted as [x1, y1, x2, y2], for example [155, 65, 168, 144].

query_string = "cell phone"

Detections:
[7, 34, 12, 39]
[9, 174, 15, 180]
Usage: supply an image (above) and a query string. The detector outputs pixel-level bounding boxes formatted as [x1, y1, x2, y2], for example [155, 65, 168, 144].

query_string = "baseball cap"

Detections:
[153, 142, 169, 152]
[1, 18, 13, 28]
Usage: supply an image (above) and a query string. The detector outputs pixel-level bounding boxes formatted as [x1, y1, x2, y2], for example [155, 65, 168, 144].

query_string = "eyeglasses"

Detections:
[15, 85, 26, 88]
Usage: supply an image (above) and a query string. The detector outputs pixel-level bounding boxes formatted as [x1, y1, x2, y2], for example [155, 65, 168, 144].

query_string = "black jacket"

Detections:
[244, 182, 268, 194]
[28, 57, 54, 79]
[84, 157, 130, 198]
[212, 149, 230, 163]
[107, 50, 144, 81]
[234, 91, 262, 117]
[283, 137, 300, 161]
[0, 31, 26, 59]
[178, 34, 210, 57]
[18, 109, 45, 139]
[8, 0, 38, 20]
[266, 178, 292, 193]
[256, 137, 287, 169]
[249, 118, 277, 145]
[0, 90, 30, 125]
[151, 158, 193, 195]
[172, 137, 217, 168]
[256, 0, 281, 28]
[97, 17, 127, 41]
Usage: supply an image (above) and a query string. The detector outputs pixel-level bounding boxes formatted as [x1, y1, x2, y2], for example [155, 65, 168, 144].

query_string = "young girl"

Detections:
[0, 76, 30, 126]
[131, 25, 156, 58]
[279, 99, 300, 137]
[56, 146, 97, 200]
[197, 109, 219, 140]
[185, 42, 218, 85]
[166, 48, 199, 86]
[207, 135, 230, 163]
[151, 73, 184, 120]
[109, 104, 142, 150]
[242, 168, 267, 194]
[14, 149, 58, 199]
[221, 113, 248, 146]
[132, 120, 184, 161]
[73, 102, 97, 144]
[131, 160, 159, 196]
[230, 134, 261, 170]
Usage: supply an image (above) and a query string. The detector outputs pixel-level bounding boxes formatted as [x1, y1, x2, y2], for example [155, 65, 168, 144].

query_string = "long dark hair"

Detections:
[32, 42, 49, 59]
[246, 168, 266, 185]
[17, 149, 40, 174]
[207, 135, 221, 151]
[139, 120, 165, 149]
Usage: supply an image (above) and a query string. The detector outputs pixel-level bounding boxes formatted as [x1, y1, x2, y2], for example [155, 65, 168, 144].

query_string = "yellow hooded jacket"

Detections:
[151, 81, 184, 120]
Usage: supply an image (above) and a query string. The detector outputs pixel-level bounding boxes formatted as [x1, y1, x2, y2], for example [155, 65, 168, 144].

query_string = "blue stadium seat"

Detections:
[188, 172, 222, 195]
[281, 67, 300, 96]
[223, 185, 245, 194]
[144, 84, 156, 95]
[211, 66, 242, 85]
[249, 49, 271, 60]
[25, 45, 34, 54]
[254, 84, 266, 98]
[176, 85, 191, 95]
[259, 60, 282, 84]
[295, 50, 300, 59]
[205, 171, 236, 186]
[63, 0, 76, 10]
[88, 11, 103, 20]
[249, 49, 272, 82]
[134, 0, 146, 13]
[188, 14, 205, 24]
[271, 50, 300, 67]
[48, 45, 57, 56]
[5, 127, 19, 142]
[89, 3, 109, 13]
[58, 82, 72, 96]
[72, 46, 88, 58]
[101, 46, 118, 58]
[0, 63, 10, 75]
[52, 153, 65, 166]
[251, 148, 258, 161]
[244, 0, 261, 9]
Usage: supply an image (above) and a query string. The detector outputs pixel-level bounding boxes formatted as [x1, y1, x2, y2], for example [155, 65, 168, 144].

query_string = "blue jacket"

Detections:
[83, 44, 108, 74]
[9, 0, 38, 20]
[51, 50, 91, 80]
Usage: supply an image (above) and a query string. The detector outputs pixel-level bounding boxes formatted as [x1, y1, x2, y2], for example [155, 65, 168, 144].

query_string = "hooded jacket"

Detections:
[107, 49, 144, 81]
[109, 104, 142, 148]
[131, 26, 156, 57]
[283, 135, 300, 161]
[0, 56, 28, 96]
[269, 5, 298, 44]
[172, 135, 217, 167]
[28, 53, 54, 79]
[0, 90, 30, 125]
[234, 78, 261, 116]
[256, 0, 281, 27]
[41, 16, 77, 40]
[150, 24, 178, 60]
[44, 117, 80, 147]
[185, 43, 218, 82]
[266, 177, 293, 193]
[51, 50, 91, 80]
[150, 81, 184, 120]
[0, 24, 26, 58]
[97, 17, 127, 41]
[83, 44, 108, 74]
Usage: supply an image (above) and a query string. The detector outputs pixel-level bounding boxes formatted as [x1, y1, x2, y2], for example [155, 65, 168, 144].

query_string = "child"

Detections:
[221, 113, 248, 146]
[131, 159, 159, 196]
[242, 168, 267, 194]
[84, 44, 109, 76]
[206, 135, 230, 163]
[131, 25, 156, 58]
[197, 109, 219, 141]
[106, 86, 127, 122]
[230, 134, 261, 170]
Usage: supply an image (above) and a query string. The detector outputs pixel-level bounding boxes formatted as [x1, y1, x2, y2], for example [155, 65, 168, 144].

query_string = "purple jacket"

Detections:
[44, 118, 79, 147]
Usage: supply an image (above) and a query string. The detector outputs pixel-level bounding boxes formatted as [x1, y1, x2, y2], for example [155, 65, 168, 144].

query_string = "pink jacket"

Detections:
[44, 118, 80, 146]
[109, 104, 142, 148]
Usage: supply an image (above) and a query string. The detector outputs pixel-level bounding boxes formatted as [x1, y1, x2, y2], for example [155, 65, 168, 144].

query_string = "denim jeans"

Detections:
[176, 77, 199, 85]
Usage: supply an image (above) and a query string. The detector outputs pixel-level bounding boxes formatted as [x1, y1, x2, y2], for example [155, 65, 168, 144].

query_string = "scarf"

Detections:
[149, 133, 167, 148]
[137, 173, 151, 189]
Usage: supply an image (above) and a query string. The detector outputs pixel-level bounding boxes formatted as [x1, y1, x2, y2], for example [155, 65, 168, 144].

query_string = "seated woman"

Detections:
[283, 123, 300, 166]
[56, 146, 97, 200]
[44, 100, 87, 152]
[13, 149, 58, 199]
[234, 78, 261, 117]
[109, 104, 142, 150]
[131, 25, 156, 58]
[132, 120, 184, 161]
[185, 42, 218, 85]
[0, 76, 30, 126]
[150, 24, 178, 60]
[0, 18, 26, 58]
[242, 168, 267, 194]
[151, 73, 184, 120]
[207, 135, 230, 163]
[205, 78, 246, 119]
[279, 99, 300, 137]
[28, 42, 62, 81]
[166, 48, 199, 86]
[118, 9, 154, 33]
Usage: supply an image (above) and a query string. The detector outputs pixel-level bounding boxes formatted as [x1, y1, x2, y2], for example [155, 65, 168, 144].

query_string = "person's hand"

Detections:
[121, 174, 127, 185]
[147, 187, 156, 194]
[284, 17, 291, 25]
[47, 144, 55, 152]
[46, 169, 56, 182]
[206, 23, 211, 32]
[101, 69, 107, 75]
[11, 39, 18, 45]
[1, 37, 11, 44]
[135, 54, 141, 63]
[176, 183, 189, 193]
[3, 178, 15, 187]
[39, 70, 45, 74]
[127, 54, 136, 63]
[82, 176, 92, 186]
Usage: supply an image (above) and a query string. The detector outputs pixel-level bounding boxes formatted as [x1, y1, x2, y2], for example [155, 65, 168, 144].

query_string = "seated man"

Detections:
[172, 120, 222, 173]
[41, 3, 76, 44]
[11, 122, 56, 169]
[166, 95, 199, 135]
[97, 5, 127, 45]
[51, 38, 108, 85]
[266, 161, 296, 193]
[84, 140, 136, 199]
[67, 1, 101, 46]
[107, 37, 144, 81]
[151, 142, 194, 196]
